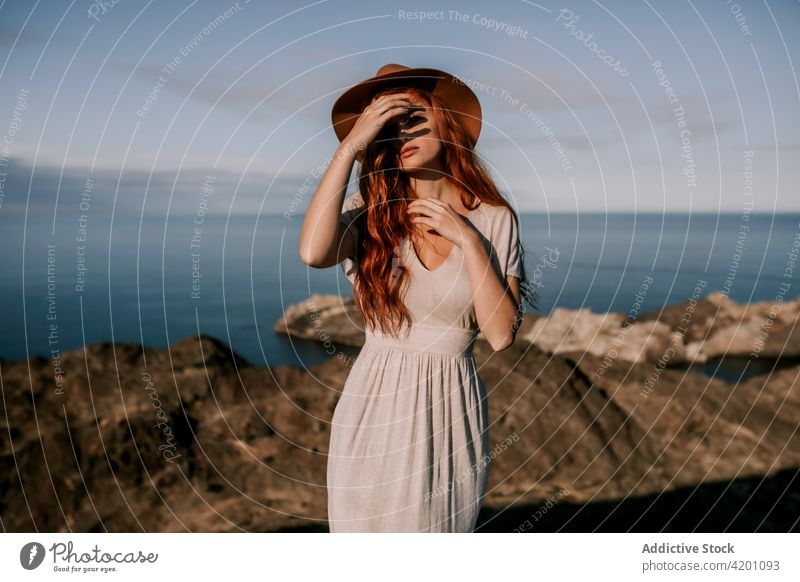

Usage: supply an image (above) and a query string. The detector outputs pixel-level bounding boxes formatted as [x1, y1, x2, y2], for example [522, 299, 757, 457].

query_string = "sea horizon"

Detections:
[2, 211, 798, 370]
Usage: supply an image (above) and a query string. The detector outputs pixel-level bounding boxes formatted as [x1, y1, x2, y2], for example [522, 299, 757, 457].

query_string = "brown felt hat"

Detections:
[331, 63, 482, 154]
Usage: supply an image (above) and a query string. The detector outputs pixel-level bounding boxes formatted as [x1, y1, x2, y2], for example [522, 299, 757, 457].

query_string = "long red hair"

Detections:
[347, 86, 538, 335]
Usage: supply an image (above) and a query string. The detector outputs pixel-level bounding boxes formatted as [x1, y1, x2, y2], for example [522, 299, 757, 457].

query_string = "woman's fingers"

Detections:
[408, 202, 445, 233]
[360, 96, 414, 126]
[372, 97, 409, 111]
[370, 92, 412, 106]
[343, 93, 415, 150]
[408, 199, 467, 232]
[367, 93, 412, 114]
[408, 198, 448, 217]
[376, 101, 413, 120]
[379, 104, 414, 120]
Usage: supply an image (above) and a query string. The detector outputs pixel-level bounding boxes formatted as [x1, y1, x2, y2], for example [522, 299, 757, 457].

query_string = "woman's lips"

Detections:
[400, 146, 419, 159]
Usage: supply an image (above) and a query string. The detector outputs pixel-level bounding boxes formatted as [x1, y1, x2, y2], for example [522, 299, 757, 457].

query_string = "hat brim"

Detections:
[331, 67, 482, 154]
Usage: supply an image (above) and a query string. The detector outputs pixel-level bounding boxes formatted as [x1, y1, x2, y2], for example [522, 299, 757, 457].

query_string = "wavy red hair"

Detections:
[347, 86, 538, 335]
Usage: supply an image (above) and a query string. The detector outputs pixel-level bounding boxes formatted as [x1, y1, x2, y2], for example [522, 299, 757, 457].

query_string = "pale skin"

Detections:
[299, 91, 521, 351]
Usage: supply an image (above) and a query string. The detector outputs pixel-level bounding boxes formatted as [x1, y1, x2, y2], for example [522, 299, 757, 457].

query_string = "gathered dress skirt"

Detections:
[327, 324, 491, 532]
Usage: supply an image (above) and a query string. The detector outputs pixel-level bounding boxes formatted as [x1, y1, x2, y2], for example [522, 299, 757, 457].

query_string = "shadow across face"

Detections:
[389, 105, 430, 146]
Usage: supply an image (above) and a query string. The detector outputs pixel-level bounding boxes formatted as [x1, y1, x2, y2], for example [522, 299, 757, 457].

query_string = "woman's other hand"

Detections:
[407, 198, 477, 249]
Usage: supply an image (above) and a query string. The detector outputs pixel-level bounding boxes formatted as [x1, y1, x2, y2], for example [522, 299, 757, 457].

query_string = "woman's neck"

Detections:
[408, 174, 461, 206]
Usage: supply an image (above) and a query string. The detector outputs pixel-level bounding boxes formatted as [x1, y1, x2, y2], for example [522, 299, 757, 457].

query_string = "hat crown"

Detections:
[331, 63, 482, 150]
[375, 63, 410, 77]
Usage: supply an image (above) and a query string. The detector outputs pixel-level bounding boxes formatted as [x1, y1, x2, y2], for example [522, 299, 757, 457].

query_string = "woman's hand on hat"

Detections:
[407, 198, 477, 249]
[342, 92, 414, 153]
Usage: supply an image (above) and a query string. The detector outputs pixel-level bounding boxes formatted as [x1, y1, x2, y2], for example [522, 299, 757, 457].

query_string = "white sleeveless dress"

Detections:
[327, 191, 523, 532]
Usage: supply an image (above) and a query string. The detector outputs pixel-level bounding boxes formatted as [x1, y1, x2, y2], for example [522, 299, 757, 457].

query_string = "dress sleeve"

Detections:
[493, 205, 522, 279]
[492, 205, 539, 310]
[339, 191, 365, 285]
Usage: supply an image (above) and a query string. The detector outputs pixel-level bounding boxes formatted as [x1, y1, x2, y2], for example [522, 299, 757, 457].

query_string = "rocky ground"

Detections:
[1, 292, 798, 532]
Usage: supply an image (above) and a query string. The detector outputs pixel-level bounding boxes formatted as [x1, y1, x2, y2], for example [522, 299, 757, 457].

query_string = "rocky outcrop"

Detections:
[1, 315, 798, 532]
[280, 291, 800, 366]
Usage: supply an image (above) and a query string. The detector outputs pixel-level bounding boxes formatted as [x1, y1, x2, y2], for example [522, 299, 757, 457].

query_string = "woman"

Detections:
[300, 64, 538, 532]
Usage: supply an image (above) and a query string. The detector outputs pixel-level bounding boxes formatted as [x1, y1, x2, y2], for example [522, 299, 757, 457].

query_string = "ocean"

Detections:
[2, 211, 798, 373]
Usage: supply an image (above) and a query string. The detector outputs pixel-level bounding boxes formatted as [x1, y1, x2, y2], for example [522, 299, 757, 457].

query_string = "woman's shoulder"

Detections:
[471, 200, 519, 245]
[473, 199, 515, 225]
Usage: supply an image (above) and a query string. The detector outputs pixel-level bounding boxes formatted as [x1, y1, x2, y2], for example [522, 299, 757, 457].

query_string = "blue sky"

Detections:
[0, 0, 798, 217]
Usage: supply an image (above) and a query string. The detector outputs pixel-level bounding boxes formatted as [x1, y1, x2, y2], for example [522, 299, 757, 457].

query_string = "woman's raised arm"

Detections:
[299, 142, 360, 268]
[299, 92, 414, 268]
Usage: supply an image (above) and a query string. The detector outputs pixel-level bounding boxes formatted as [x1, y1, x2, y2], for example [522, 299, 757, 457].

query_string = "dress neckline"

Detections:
[407, 203, 483, 273]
